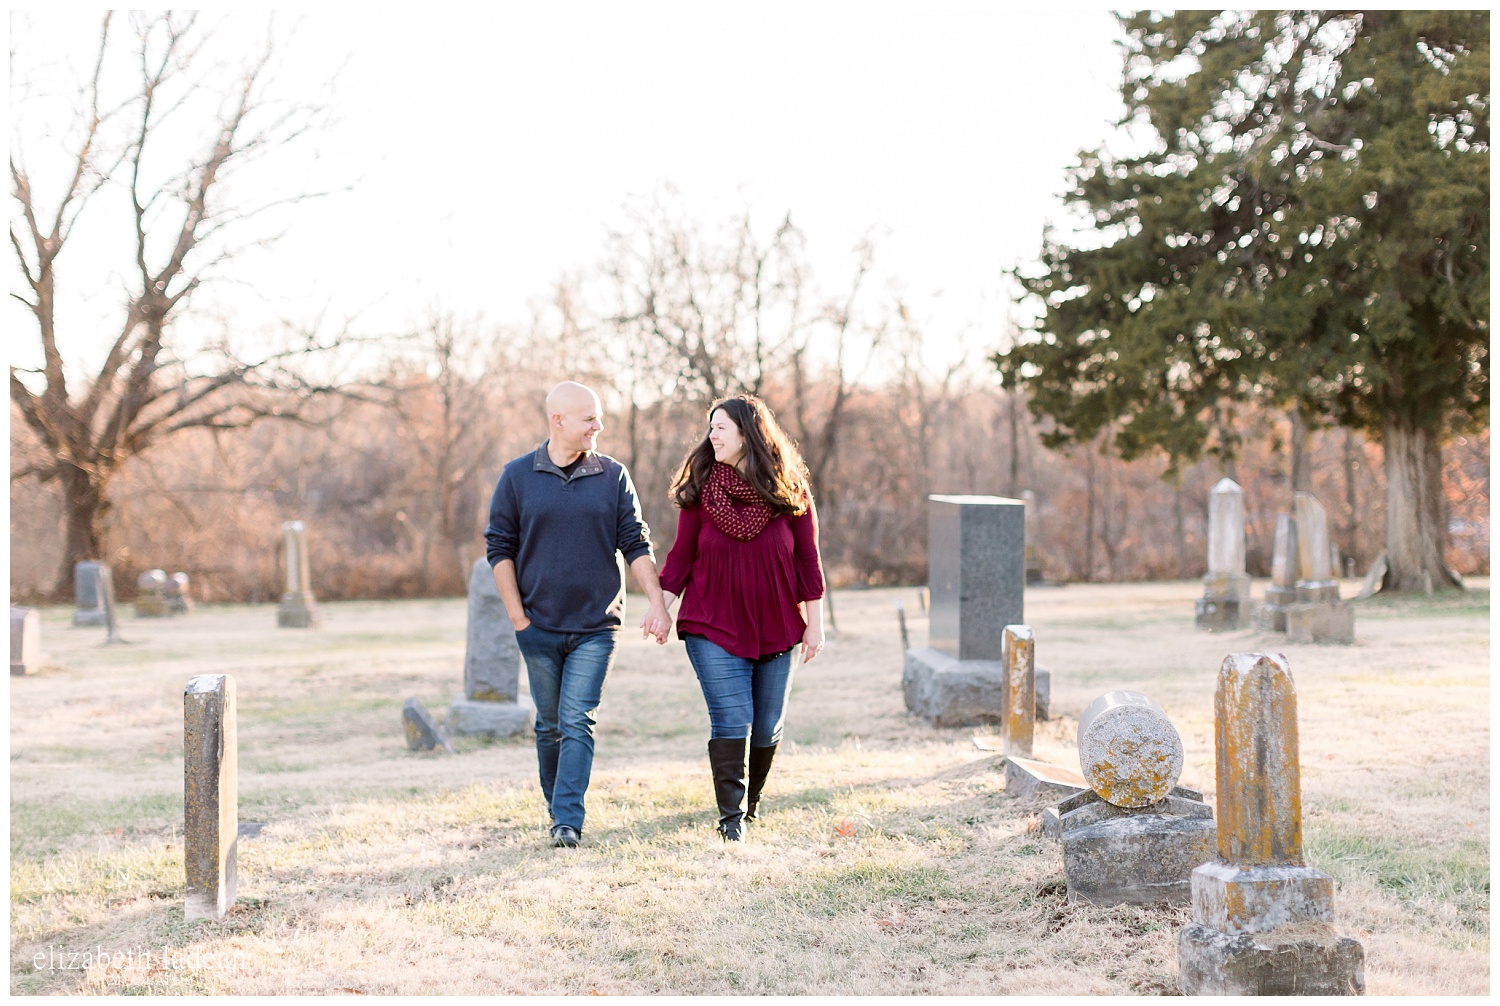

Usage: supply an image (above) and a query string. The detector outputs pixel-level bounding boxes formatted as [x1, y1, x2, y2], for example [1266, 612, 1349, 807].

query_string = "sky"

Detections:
[9, 6, 1132, 377]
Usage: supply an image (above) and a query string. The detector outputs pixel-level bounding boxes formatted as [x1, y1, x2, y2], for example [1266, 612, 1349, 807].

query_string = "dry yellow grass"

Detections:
[10, 580, 1489, 994]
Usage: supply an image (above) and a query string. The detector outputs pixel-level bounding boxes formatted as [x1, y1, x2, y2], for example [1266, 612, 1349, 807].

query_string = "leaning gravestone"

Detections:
[1196, 478, 1251, 631]
[276, 521, 319, 628]
[11, 607, 41, 675]
[1356, 552, 1388, 600]
[184, 674, 237, 921]
[73, 560, 109, 627]
[402, 697, 453, 752]
[1052, 691, 1216, 906]
[1286, 493, 1355, 644]
[98, 565, 125, 644]
[135, 569, 173, 617]
[1178, 653, 1364, 994]
[904, 496, 1048, 726]
[446, 557, 534, 738]
[1253, 514, 1299, 632]
[164, 572, 193, 614]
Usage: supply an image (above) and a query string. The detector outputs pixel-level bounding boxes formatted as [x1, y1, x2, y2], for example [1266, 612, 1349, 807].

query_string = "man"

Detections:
[486, 381, 671, 848]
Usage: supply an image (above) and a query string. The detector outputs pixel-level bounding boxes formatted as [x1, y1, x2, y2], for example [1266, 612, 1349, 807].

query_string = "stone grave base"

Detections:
[1252, 583, 1297, 632]
[1042, 786, 1207, 840]
[73, 609, 108, 627]
[1003, 756, 1087, 801]
[1178, 922, 1365, 995]
[135, 597, 173, 618]
[903, 648, 1049, 727]
[1286, 602, 1354, 644]
[447, 697, 534, 738]
[1191, 862, 1334, 932]
[1063, 813, 1217, 906]
[277, 593, 319, 628]
[1196, 573, 1251, 631]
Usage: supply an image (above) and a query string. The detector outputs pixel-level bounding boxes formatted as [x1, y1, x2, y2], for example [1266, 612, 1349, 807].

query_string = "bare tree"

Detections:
[10, 12, 347, 596]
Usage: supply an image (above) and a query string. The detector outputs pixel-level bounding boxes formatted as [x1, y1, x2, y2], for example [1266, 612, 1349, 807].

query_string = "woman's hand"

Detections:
[801, 622, 825, 664]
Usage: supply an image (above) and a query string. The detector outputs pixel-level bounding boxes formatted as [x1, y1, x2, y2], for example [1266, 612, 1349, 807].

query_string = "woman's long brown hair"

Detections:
[670, 395, 811, 515]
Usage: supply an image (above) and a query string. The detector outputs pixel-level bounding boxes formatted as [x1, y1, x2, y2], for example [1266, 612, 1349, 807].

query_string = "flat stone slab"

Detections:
[447, 697, 534, 738]
[1063, 813, 1218, 906]
[1043, 786, 1207, 839]
[905, 648, 1048, 728]
[1192, 862, 1334, 934]
[1003, 756, 1088, 801]
[1178, 922, 1365, 995]
[1286, 602, 1354, 644]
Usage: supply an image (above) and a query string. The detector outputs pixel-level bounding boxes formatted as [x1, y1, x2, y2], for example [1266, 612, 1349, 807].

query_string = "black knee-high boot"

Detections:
[745, 743, 778, 823]
[707, 737, 749, 841]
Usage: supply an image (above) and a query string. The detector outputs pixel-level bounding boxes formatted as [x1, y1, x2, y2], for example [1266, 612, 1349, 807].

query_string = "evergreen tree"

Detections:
[998, 10, 1487, 591]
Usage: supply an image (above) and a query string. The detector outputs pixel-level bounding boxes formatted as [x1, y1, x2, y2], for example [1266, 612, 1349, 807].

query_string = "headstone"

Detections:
[1021, 489, 1045, 584]
[1003, 756, 1088, 801]
[1286, 493, 1355, 644]
[1057, 691, 1216, 906]
[446, 557, 534, 738]
[164, 572, 193, 614]
[402, 697, 452, 752]
[276, 521, 319, 628]
[99, 565, 124, 644]
[11, 607, 41, 675]
[895, 602, 910, 651]
[1002, 625, 1035, 757]
[1252, 514, 1298, 632]
[184, 674, 237, 921]
[72, 560, 109, 627]
[903, 495, 1028, 726]
[1178, 654, 1365, 995]
[135, 568, 173, 617]
[1195, 478, 1252, 631]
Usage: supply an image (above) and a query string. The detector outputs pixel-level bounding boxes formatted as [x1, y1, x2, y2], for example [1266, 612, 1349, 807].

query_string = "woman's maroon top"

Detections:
[659, 490, 826, 660]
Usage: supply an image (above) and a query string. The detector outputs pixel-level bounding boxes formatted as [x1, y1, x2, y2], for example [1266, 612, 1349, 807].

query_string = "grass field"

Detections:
[9, 580, 1489, 994]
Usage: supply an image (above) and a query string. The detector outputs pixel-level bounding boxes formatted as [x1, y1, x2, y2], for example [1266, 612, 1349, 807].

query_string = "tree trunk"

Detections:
[57, 467, 110, 601]
[1381, 418, 1459, 592]
[1172, 477, 1187, 578]
[1082, 444, 1096, 582]
[1288, 404, 1311, 494]
[1342, 428, 1358, 573]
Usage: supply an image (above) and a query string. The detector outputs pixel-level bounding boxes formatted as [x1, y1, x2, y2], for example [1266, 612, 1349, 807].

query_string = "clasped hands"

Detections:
[639, 602, 671, 644]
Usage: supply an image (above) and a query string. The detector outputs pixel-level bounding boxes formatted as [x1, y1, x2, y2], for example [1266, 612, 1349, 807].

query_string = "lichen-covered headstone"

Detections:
[402, 697, 446, 751]
[1196, 478, 1251, 630]
[184, 674, 237, 921]
[1002, 624, 1035, 757]
[276, 521, 319, 628]
[11, 607, 41, 676]
[136, 568, 173, 617]
[1077, 691, 1184, 809]
[1178, 653, 1364, 994]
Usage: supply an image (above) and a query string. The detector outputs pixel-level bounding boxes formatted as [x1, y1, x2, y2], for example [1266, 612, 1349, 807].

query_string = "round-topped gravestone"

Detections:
[138, 568, 168, 590]
[1077, 690, 1184, 808]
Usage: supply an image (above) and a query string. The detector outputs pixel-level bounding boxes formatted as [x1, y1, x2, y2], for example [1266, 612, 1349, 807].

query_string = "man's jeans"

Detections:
[515, 625, 618, 832]
[682, 633, 799, 745]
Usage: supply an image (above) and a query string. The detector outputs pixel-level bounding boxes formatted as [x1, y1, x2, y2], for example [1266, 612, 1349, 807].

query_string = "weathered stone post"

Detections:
[184, 674, 237, 921]
[72, 560, 110, 627]
[1178, 653, 1364, 994]
[444, 557, 534, 738]
[1253, 514, 1299, 632]
[1285, 493, 1355, 644]
[1196, 478, 1251, 630]
[99, 565, 124, 644]
[135, 569, 173, 617]
[1021, 489, 1045, 584]
[11, 607, 41, 675]
[1002, 624, 1035, 757]
[276, 521, 319, 628]
[1053, 690, 1216, 905]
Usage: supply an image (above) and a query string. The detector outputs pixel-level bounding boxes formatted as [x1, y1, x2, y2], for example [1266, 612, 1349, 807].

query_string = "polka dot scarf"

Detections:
[702, 462, 773, 541]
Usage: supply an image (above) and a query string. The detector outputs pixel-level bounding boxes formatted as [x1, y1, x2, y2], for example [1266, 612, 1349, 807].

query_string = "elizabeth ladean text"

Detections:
[32, 945, 247, 971]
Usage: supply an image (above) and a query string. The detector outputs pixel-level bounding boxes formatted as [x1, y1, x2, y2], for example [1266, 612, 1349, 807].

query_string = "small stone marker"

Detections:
[1002, 625, 1035, 757]
[1002, 755, 1088, 801]
[895, 602, 910, 651]
[99, 565, 125, 644]
[72, 560, 110, 627]
[1021, 489, 1045, 584]
[1058, 691, 1215, 906]
[11, 607, 41, 675]
[1178, 653, 1365, 995]
[402, 697, 453, 753]
[135, 569, 173, 617]
[903, 495, 1026, 726]
[1285, 493, 1355, 644]
[1356, 552, 1387, 599]
[184, 674, 237, 921]
[1196, 478, 1252, 630]
[446, 557, 534, 738]
[276, 521, 319, 628]
[1252, 514, 1298, 632]
[164, 572, 193, 614]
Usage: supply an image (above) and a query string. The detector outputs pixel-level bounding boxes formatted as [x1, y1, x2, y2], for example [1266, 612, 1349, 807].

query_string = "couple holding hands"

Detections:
[485, 382, 825, 848]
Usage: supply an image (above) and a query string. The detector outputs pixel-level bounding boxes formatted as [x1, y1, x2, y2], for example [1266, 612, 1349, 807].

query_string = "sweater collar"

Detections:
[533, 441, 604, 481]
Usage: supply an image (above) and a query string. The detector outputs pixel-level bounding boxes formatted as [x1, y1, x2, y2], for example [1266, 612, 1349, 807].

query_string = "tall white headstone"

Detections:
[276, 521, 319, 628]
[1195, 478, 1251, 631]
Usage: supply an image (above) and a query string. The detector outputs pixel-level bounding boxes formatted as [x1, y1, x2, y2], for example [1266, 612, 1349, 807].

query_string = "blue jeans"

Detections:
[515, 625, 618, 832]
[682, 634, 799, 745]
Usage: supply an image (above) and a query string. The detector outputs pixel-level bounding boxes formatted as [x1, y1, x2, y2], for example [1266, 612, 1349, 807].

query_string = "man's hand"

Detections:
[640, 602, 670, 644]
[512, 612, 532, 632]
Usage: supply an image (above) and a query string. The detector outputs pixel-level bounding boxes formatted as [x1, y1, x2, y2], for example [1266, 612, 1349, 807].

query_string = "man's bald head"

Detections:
[544, 381, 604, 459]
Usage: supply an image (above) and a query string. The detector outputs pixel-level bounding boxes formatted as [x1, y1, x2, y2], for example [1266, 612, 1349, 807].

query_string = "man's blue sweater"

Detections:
[484, 443, 654, 634]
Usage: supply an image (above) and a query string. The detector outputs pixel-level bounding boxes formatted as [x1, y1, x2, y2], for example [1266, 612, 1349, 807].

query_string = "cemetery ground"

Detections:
[10, 582, 1489, 995]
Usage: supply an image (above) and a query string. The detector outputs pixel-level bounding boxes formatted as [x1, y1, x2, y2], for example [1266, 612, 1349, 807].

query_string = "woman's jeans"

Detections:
[682, 633, 799, 745]
[514, 624, 618, 832]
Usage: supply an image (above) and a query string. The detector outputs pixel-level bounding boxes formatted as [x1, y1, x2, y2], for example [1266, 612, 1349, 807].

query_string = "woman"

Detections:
[657, 395, 826, 843]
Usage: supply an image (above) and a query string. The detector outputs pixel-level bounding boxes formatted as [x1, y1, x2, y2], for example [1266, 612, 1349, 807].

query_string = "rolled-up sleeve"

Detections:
[658, 505, 700, 596]
[791, 497, 825, 602]
[484, 470, 520, 566]
[614, 465, 654, 565]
